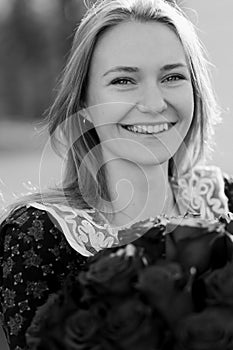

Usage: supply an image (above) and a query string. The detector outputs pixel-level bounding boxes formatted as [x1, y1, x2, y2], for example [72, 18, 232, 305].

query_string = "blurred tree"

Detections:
[0, 0, 85, 121]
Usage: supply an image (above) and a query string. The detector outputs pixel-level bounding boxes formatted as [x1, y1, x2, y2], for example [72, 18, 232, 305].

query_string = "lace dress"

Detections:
[0, 166, 233, 349]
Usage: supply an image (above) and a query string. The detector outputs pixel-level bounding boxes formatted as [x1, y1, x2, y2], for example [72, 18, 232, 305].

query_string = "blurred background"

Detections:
[0, 0, 233, 347]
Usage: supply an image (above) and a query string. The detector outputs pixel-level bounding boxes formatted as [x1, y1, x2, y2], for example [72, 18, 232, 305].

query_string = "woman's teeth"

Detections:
[123, 123, 172, 134]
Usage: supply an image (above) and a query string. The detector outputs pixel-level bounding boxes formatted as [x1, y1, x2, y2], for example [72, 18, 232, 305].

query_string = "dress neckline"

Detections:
[28, 165, 229, 257]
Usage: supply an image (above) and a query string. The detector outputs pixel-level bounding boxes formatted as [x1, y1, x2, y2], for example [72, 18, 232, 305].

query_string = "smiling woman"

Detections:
[0, 0, 233, 349]
[84, 20, 194, 224]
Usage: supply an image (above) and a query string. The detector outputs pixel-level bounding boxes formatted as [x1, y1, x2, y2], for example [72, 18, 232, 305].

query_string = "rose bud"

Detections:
[166, 217, 226, 275]
[105, 297, 161, 350]
[79, 247, 143, 296]
[136, 261, 193, 326]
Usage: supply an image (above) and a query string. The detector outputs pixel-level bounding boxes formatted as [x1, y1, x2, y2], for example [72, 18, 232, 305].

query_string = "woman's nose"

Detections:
[137, 83, 167, 114]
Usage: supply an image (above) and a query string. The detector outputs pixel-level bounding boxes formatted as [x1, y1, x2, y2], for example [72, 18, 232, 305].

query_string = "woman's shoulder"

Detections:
[1, 204, 50, 229]
[171, 164, 232, 219]
[0, 204, 60, 240]
[0, 204, 88, 349]
[194, 165, 233, 212]
[194, 165, 233, 210]
[0, 202, 119, 257]
[0, 204, 87, 262]
[0, 205, 53, 245]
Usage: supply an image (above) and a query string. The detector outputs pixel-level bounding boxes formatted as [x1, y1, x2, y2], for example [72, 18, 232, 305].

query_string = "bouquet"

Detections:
[26, 213, 233, 350]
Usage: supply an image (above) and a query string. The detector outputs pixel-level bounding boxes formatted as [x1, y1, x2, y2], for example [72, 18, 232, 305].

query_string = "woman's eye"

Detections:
[110, 78, 135, 86]
[163, 74, 185, 83]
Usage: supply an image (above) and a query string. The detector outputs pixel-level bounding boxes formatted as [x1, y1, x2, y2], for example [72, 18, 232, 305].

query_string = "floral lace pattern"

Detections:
[0, 165, 232, 350]
[171, 166, 229, 219]
[27, 202, 120, 257]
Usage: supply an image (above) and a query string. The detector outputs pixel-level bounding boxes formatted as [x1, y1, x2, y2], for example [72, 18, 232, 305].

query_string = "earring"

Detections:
[79, 108, 88, 124]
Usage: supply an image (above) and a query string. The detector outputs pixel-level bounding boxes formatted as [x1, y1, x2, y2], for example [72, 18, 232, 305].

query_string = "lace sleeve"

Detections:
[223, 173, 233, 213]
[0, 206, 87, 350]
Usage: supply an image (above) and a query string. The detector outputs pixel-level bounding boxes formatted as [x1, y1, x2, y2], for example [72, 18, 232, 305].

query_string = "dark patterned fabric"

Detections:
[0, 206, 87, 349]
[223, 173, 233, 213]
[0, 172, 233, 349]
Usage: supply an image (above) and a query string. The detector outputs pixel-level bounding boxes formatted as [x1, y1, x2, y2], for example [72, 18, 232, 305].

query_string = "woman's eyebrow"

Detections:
[160, 63, 188, 71]
[103, 66, 139, 77]
[102, 62, 188, 77]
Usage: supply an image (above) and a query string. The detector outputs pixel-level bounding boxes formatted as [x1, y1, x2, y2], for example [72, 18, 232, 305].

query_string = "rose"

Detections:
[79, 246, 143, 297]
[26, 272, 90, 350]
[136, 261, 193, 326]
[174, 308, 233, 350]
[167, 218, 217, 274]
[26, 294, 62, 350]
[166, 217, 232, 275]
[30, 306, 104, 350]
[104, 297, 162, 350]
[27, 289, 109, 350]
[209, 233, 233, 269]
[27, 216, 233, 350]
[64, 308, 103, 350]
[205, 261, 233, 307]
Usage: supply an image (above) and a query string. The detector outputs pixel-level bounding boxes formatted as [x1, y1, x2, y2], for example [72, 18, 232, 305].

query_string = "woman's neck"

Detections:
[103, 158, 177, 229]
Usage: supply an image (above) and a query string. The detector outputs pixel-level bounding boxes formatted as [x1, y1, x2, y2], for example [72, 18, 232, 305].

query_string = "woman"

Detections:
[1, 0, 233, 348]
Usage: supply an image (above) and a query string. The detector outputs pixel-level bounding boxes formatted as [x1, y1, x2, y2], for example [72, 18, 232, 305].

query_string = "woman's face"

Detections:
[85, 21, 194, 166]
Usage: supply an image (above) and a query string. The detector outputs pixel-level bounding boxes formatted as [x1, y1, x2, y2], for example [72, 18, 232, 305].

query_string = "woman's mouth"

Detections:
[121, 122, 176, 135]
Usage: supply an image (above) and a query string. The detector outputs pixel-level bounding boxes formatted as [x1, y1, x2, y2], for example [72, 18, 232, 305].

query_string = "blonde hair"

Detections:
[1, 0, 221, 222]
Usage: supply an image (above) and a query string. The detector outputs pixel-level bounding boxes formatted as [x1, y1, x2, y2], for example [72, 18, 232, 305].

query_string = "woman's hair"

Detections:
[1, 0, 221, 221]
